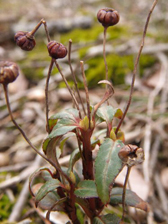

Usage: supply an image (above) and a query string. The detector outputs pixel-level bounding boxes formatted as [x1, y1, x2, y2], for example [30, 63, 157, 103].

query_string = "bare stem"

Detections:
[68, 39, 86, 117]
[115, 0, 158, 135]
[29, 19, 51, 42]
[45, 58, 54, 133]
[54, 60, 81, 117]
[121, 166, 132, 221]
[41, 19, 51, 42]
[103, 27, 108, 82]
[3, 84, 57, 170]
[80, 61, 91, 127]
[46, 197, 66, 221]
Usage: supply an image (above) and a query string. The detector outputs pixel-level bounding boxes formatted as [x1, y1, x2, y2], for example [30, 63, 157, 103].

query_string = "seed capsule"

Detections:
[118, 144, 144, 167]
[0, 61, 19, 85]
[14, 31, 36, 51]
[47, 41, 67, 59]
[97, 8, 120, 27]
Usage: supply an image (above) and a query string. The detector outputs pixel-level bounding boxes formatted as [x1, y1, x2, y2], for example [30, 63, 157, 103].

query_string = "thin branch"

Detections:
[41, 19, 51, 42]
[115, 0, 158, 135]
[121, 166, 132, 221]
[45, 58, 54, 133]
[68, 39, 86, 117]
[103, 27, 108, 81]
[3, 84, 58, 171]
[29, 19, 51, 42]
[80, 61, 91, 127]
[54, 60, 81, 117]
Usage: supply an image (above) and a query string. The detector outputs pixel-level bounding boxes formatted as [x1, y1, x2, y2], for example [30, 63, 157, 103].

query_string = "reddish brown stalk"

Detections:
[3, 84, 72, 184]
[3, 84, 56, 170]
[103, 27, 108, 82]
[121, 166, 132, 221]
[80, 129, 96, 214]
[29, 19, 51, 42]
[45, 58, 54, 133]
[115, 0, 158, 135]
[80, 61, 91, 127]
[68, 40, 86, 117]
[54, 60, 82, 118]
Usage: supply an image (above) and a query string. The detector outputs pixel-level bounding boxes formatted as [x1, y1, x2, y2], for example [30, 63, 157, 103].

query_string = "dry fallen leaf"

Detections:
[160, 167, 168, 192]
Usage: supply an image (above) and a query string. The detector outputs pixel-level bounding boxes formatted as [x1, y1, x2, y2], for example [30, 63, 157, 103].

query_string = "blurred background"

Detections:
[0, 0, 168, 223]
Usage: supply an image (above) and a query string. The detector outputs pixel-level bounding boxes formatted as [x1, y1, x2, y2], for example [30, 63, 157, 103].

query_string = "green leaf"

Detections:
[68, 148, 81, 173]
[29, 167, 53, 197]
[101, 214, 121, 224]
[49, 124, 76, 139]
[96, 106, 122, 124]
[35, 179, 61, 206]
[92, 214, 121, 224]
[59, 133, 75, 151]
[92, 217, 104, 224]
[43, 125, 76, 155]
[95, 139, 124, 204]
[38, 191, 63, 211]
[110, 187, 149, 212]
[74, 180, 98, 198]
[50, 108, 79, 122]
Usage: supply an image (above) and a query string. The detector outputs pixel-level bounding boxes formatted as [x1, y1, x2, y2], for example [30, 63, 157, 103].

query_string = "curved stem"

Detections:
[3, 84, 57, 170]
[45, 58, 54, 133]
[115, 0, 158, 135]
[29, 19, 51, 42]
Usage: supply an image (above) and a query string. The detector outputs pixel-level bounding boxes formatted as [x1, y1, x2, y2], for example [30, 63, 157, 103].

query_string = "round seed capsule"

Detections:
[47, 41, 67, 59]
[0, 61, 19, 85]
[14, 31, 36, 51]
[97, 8, 120, 27]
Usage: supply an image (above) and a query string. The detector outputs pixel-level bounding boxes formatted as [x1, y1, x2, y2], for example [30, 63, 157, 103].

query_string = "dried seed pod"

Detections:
[118, 144, 144, 167]
[14, 31, 36, 51]
[47, 41, 67, 59]
[97, 8, 120, 27]
[0, 61, 19, 85]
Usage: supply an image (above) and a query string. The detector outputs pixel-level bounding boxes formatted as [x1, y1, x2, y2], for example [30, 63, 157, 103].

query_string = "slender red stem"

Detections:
[68, 40, 86, 117]
[121, 166, 132, 221]
[115, 0, 158, 135]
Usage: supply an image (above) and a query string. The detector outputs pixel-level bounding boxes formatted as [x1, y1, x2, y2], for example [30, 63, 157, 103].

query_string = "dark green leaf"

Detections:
[35, 179, 61, 206]
[101, 214, 121, 224]
[38, 191, 64, 211]
[95, 139, 124, 204]
[92, 217, 104, 224]
[74, 180, 98, 198]
[50, 108, 79, 122]
[110, 187, 149, 212]
[49, 125, 76, 139]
